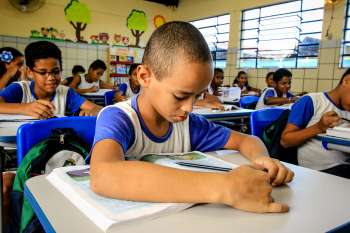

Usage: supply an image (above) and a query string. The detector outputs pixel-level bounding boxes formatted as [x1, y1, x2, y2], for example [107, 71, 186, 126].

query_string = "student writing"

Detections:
[0, 41, 102, 118]
[90, 21, 294, 213]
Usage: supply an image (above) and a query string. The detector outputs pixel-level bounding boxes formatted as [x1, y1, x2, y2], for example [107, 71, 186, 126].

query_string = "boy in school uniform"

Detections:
[0, 41, 102, 118]
[281, 68, 350, 178]
[256, 68, 297, 109]
[90, 21, 294, 213]
[70, 59, 115, 94]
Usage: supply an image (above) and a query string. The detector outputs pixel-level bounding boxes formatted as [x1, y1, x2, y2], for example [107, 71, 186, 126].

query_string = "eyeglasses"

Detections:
[31, 68, 61, 78]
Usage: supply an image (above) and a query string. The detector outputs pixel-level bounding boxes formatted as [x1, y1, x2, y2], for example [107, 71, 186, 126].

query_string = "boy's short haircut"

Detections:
[339, 68, 350, 85]
[128, 63, 140, 76]
[89, 59, 107, 71]
[72, 65, 85, 75]
[273, 68, 292, 83]
[214, 68, 224, 75]
[266, 71, 274, 80]
[142, 21, 212, 79]
[25, 41, 62, 69]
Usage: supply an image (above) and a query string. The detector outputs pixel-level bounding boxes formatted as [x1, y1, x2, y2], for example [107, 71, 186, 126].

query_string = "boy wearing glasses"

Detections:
[0, 41, 102, 119]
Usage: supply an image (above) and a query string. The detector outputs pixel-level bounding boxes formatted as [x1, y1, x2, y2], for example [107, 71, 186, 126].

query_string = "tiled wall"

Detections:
[0, 35, 110, 81]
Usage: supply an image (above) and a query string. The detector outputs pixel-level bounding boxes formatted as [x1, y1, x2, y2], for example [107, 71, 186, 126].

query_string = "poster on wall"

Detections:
[64, 0, 91, 42]
[127, 9, 148, 48]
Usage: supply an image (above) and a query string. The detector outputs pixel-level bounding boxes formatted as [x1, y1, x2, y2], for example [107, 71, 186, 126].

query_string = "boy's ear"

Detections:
[27, 68, 34, 79]
[342, 75, 350, 87]
[137, 65, 152, 87]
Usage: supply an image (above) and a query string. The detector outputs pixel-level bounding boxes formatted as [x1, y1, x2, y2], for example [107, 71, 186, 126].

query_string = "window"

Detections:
[240, 0, 324, 68]
[341, 0, 350, 67]
[191, 14, 230, 68]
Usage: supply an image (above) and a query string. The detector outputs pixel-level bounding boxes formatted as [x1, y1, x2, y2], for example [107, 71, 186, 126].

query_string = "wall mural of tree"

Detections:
[64, 0, 91, 42]
[127, 9, 148, 48]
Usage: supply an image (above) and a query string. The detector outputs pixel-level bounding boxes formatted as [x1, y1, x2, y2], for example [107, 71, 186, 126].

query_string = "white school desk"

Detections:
[317, 134, 350, 153]
[82, 89, 113, 106]
[192, 107, 254, 121]
[24, 151, 350, 233]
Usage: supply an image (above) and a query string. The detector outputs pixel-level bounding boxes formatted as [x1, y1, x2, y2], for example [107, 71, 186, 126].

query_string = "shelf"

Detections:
[110, 73, 129, 77]
[110, 61, 133, 65]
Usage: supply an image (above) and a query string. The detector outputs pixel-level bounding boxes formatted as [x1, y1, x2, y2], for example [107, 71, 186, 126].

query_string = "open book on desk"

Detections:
[46, 151, 236, 232]
[326, 123, 350, 139]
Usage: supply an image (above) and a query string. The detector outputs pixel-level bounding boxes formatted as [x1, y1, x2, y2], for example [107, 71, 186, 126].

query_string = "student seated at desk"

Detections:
[0, 41, 102, 118]
[256, 68, 298, 109]
[0, 47, 26, 90]
[208, 68, 224, 96]
[233, 71, 261, 96]
[281, 69, 350, 179]
[90, 21, 294, 214]
[264, 71, 275, 89]
[70, 59, 115, 94]
[113, 63, 141, 103]
[61, 65, 85, 87]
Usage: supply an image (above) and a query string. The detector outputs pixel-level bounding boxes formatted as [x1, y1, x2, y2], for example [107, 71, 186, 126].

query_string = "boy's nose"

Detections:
[181, 98, 193, 113]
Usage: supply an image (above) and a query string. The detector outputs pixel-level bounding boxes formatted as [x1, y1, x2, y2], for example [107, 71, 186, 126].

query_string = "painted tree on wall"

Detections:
[127, 9, 148, 48]
[64, 0, 91, 42]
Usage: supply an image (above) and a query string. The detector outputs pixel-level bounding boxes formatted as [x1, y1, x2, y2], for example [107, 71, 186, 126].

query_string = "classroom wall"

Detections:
[0, 0, 172, 79]
[174, 0, 348, 93]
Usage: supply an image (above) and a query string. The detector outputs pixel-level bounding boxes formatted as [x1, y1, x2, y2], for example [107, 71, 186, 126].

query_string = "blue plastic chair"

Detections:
[250, 108, 286, 138]
[104, 90, 116, 106]
[16, 116, 97, 165]
[118, 83, 128, 95]
[240, 95, 259, 109]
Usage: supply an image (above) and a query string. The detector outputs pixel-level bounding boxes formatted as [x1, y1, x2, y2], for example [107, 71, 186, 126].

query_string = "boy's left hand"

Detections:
[79, 109, 99, 116]
[251, 157, 294, 186]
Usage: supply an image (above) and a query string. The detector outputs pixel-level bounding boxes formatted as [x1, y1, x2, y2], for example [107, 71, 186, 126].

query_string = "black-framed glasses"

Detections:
[31, 68, 62, 77]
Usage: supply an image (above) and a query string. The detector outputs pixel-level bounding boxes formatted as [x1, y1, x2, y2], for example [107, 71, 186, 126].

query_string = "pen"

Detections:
[176, 162, 232, 172]
[341, 117, 350, 122]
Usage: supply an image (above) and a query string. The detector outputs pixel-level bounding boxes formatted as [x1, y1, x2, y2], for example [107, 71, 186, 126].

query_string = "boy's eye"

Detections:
[174, 95, 187, 101]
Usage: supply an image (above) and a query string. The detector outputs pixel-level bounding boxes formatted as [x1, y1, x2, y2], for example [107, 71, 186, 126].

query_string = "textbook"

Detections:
[46, 151, 235, 232]
[326, 123, 350, 139]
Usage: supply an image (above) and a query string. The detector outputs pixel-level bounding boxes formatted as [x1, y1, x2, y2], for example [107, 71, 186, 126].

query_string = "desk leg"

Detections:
[0, 146, 4, 233]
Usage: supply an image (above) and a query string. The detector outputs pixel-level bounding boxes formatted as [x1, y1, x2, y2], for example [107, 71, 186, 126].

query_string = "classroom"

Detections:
[1, 0, 350, 232]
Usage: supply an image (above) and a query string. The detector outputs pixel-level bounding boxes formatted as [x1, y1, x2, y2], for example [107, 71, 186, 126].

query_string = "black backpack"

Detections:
[261, 109, 298, 165]
[10, 128, 91, 233]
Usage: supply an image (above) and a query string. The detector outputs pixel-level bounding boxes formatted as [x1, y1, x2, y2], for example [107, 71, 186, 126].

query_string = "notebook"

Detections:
[47, 151, 236, 232]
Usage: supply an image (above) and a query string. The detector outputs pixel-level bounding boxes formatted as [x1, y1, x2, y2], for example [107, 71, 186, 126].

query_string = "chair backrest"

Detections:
[104, 90, 116, 106]
[240, 95, 260, 109]
[250, 108, 286, 138]
[16, 116, 97, 165]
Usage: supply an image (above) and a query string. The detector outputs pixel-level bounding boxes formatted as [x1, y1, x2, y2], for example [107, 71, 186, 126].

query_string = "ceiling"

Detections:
[145, 0, 179, 7]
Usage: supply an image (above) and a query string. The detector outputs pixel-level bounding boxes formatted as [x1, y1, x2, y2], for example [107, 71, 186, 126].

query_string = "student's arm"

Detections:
[281, 111, 341, 148]
[79, 100, 102, 116]
[223, 131, 294, 186]
[194, 94, 224, 110]
[99, 80, 115, 89]
[69, 76, 97, 94]
[264, 89, 295, 105]
[0, 64, 18, 89]
[113, 90, 127, 103]
[90, 108, 288, 213]
[0, 84, 55, 118]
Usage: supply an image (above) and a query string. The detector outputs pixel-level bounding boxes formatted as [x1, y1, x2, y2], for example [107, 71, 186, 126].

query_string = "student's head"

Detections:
[273, 68, 292, 95]
[0, 47, 24, 78]
[87, 59, 106, 82]
[139, 21, 212, 123]
[265, 71, 275, 88]
[25, 41, 62, 94]
[337, 68, 350, 110]
[234, 71, 248, 87]
[212, 68, 224, 88]
[72, 65, 85, 75]
[128, 63, 140, 88]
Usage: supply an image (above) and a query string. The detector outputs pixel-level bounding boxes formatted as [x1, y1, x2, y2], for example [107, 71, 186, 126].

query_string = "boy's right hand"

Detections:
[24, 100, 55, 119]
[89, 86, 99, 92]
[317, 111, 341, 133]
[222, 165, 288, 213]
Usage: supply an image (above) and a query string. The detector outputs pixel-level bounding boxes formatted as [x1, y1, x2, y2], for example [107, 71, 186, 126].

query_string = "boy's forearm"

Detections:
[281, 124, 322, 148]
[266, 97, 290, 105]
[90, 161, 227, 204]
[0, 103, 27, 115]
[238, 135, 269, 161]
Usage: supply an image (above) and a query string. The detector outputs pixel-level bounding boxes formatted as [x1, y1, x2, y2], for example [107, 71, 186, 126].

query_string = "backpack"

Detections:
[10, 128, 91, 233]
[261, 109, 298, 165]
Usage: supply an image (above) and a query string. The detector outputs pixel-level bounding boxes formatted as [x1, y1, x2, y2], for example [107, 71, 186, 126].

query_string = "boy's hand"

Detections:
[317, 111, 341, 133]
[224, 165, 289, 213]
[89, 86, 99, 92]
[24, 100, 55, 119]
[251, 157, 294, 186]
[79, 109, 99, 116]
